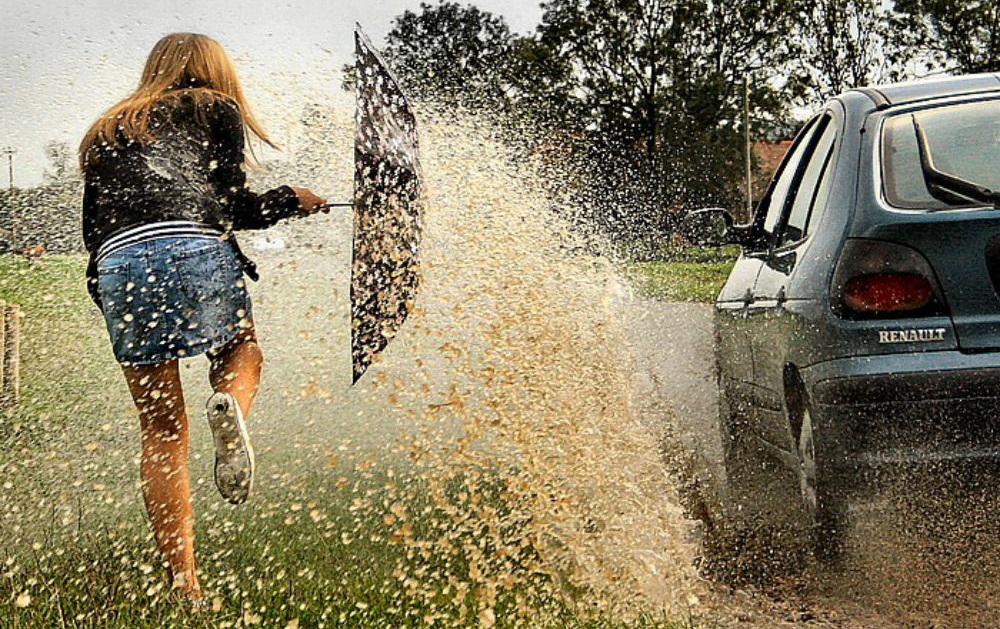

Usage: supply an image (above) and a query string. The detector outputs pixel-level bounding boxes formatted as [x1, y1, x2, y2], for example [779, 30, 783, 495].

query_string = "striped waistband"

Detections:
[96, 221, 226, 263]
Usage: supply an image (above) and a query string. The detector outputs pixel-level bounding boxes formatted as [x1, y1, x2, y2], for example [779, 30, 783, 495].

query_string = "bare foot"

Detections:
[172, 570, 203, 604]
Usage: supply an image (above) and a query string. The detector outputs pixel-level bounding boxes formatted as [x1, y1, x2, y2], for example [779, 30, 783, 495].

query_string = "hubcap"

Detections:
[798, 407, 818, 517]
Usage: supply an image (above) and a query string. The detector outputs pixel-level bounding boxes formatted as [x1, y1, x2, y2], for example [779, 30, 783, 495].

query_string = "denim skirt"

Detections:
[96, 236, 253, 365]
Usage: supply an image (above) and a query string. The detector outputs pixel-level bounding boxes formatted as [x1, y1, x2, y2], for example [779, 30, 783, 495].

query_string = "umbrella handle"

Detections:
[322, 202, 354, 209]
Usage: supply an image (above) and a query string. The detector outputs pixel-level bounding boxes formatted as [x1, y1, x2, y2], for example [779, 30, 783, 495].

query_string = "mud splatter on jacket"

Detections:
[81, 92, 300, 307]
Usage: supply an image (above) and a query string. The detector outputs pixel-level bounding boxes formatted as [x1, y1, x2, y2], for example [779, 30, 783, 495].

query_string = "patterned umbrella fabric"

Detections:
[351, 25, 424, 384]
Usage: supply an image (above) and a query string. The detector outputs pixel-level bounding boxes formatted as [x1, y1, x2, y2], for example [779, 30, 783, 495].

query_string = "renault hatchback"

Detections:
[681, 73, 1000, 558]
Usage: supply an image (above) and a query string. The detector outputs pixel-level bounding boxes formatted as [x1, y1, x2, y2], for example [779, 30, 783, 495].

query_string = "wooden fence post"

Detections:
[0, 299, 6, 401]
[1, 302, 20, 413]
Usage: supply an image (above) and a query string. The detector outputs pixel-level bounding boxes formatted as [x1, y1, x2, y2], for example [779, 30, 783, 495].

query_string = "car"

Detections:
[680, 73, 1000, 560]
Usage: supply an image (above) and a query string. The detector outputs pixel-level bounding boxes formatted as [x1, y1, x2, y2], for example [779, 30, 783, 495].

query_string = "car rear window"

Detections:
[882, 99, 1000, 210]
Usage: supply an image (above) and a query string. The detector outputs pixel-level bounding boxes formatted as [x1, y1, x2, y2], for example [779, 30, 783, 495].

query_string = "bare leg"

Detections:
[122, 359, 201, 600]
[208, 326, 263, 419]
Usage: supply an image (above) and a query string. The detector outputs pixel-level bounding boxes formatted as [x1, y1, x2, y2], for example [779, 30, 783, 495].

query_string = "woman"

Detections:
[79, 32, 326, 603]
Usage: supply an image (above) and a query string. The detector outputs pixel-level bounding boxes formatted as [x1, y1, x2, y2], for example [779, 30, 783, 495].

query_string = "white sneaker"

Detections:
[205, 392, 254, 504]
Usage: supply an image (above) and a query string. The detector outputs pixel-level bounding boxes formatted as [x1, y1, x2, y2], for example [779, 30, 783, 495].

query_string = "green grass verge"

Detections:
[0, 255, 91, 316]
[0, 471, 686, 628]
[0, 255, 121, 427]
[0, 255, 688, 628]
[653, 244, 740, 265]
[624, 261, 734, 303]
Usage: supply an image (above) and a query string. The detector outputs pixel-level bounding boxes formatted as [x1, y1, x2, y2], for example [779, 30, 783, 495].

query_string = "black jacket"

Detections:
[82, 92, 300, 306]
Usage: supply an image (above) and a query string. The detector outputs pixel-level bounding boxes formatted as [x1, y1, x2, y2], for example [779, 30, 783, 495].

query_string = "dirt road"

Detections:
[626, 296, 1000, 629]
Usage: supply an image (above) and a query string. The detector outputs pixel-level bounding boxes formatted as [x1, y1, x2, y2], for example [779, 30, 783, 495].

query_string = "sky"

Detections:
[0, 0, 544, 187]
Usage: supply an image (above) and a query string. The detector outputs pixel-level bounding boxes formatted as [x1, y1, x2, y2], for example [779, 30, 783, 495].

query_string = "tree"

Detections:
[532, 0, 798, 147]
[790, 0, 901, 104]
[370, 1, 837, 257]
[893, 0, 1000, 73]
[0, 141, 85, 254]
[521, 0, 801, 256]
[381, 1, 519, 109]
[43, 141, 76, 185]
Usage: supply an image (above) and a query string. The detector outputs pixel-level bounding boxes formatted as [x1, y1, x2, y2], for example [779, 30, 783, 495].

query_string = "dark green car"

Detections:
[682, 73, 1000, 559]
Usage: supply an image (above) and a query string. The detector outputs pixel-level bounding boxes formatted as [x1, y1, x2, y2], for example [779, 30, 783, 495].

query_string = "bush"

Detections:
[0, 183, 85, 255]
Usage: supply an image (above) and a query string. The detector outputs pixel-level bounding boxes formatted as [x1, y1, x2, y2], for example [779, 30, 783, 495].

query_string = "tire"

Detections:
[796, 401, 849, 564]
[716, 384, 848, 574]
[712, 386, 810, 582]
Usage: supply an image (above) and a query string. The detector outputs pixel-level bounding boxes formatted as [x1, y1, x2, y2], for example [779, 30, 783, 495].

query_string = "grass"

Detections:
[624, 261, 734, 303]
[621, 245, 737, 303]
[0, 255, 121, 426]
[653, 244, 740, 265]
[0, 255, 688, 628]
[0, 471, 686, 628]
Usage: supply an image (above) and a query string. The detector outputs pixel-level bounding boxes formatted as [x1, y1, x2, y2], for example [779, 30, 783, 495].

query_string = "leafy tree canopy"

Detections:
[531, 0, 802, 146]
[894, 0, 1000, 73]
[383, 1, 519, 108]
[789, 0, 903, 105]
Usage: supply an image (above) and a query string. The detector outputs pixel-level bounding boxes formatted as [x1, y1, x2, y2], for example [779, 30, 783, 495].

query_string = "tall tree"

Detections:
[791, 0, 900, 104]
[532, 0, 798, 148]
[894, 0, 1000, 73]
[43, 141, 76, 185]
[371, 0, 814, 256]
[520, 0, 801, 256]
[382, 1, 518, 108]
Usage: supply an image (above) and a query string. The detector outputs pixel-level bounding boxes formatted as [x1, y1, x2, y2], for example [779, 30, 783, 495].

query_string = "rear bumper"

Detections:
[801, 351, 1000, 467]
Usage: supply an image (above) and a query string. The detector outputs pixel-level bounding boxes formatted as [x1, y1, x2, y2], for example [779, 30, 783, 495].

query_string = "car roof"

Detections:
[849, 73, 1000, 110]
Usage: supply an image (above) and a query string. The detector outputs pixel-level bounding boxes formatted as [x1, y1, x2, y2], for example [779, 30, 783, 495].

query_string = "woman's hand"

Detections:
[291, 187, 328, 217]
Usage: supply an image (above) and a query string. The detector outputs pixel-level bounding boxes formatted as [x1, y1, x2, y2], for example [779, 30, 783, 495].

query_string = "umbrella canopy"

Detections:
[351, 25, 425, 384]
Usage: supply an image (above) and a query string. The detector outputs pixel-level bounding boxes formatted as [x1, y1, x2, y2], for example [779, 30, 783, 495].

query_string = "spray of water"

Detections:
[10, 89, 1000, 629]
[0, 95, 732, 629]
[360, 115, 705, 620]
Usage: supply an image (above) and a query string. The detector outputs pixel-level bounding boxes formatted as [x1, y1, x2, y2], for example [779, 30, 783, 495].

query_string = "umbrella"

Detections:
[350, 25, 425, 384]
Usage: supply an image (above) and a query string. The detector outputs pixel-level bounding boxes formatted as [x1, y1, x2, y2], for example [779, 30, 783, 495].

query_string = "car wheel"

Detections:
[796, 400, 848, 563]
[797, 405, 819, 516]
[717, 384, 848, 572]
[712, 386, 811, 582]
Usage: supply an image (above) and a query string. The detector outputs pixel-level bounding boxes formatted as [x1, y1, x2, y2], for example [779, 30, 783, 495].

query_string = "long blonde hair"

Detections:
[79, 32, 274, 170]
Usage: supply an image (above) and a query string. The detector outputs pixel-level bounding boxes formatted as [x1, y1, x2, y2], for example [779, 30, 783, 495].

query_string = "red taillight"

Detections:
[832, 239, 946, 319]
[843, 273, 932, 313]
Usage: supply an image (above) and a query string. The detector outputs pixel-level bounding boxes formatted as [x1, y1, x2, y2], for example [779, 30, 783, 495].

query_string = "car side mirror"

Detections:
[679, 208, 736, 247]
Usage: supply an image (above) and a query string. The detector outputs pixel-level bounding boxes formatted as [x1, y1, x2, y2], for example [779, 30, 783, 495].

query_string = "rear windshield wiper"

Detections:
[912, 115, 1000, 209]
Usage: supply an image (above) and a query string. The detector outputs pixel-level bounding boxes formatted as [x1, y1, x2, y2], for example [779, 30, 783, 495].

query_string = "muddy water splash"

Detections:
[0, 107, 705, 626]
[359, 116, 704, 621]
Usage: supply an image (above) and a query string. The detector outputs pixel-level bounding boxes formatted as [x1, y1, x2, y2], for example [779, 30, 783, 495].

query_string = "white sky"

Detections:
[0, 0, 543, 187]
